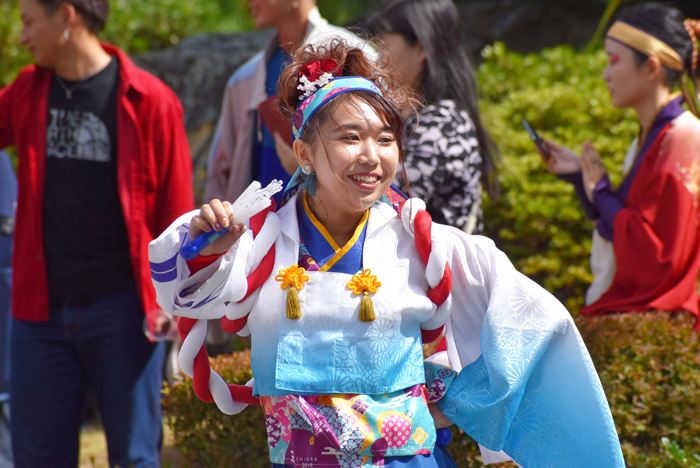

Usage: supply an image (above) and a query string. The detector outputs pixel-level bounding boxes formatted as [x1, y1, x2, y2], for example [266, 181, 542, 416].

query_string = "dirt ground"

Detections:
[79, 423, 185, 468]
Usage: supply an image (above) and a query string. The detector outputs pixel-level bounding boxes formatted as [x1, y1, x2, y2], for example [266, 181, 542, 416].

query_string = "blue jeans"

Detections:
[10, 288, 164, 468]
[0, 235, 12, 468]
[0, 235, 11, 399]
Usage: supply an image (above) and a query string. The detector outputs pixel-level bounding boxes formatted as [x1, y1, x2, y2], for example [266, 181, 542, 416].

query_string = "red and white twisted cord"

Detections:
[177, 199, 453, 413]
[177, 203, 279, 413]
[400, 199, 454, 336]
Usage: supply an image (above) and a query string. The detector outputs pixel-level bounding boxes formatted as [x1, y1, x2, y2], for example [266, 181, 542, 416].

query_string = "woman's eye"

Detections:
[379, 136, 395, 144]
[343, 134, 359, 141]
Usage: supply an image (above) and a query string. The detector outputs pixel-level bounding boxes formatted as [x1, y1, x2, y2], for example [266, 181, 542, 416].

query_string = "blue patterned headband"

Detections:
[291, 76, 384, 142]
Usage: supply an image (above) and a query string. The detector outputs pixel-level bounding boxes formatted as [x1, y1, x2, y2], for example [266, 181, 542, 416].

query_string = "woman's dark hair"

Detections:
[368, 0, 499, 198]
[38, 0, 109, 33]
[615, 2, 698, 84]
[277, 39, 415, 192]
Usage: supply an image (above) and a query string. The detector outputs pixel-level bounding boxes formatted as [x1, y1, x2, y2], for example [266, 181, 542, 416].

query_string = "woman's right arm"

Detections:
[148, 201, 257, 320]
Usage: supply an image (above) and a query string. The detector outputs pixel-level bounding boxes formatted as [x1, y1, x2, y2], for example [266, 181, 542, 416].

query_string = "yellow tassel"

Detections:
[359, 291, 376, 322]
[286, 287, 302, 319]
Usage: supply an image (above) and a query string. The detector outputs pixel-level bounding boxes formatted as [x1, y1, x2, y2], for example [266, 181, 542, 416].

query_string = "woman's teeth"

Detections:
[351, 175, 379, 183]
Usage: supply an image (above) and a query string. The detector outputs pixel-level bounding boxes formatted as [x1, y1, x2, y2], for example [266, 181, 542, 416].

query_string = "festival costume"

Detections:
[563, 21, 700, 318]
[151, 72, 622, 466]
[576, 99, 700, 317]
[151, 189, 624, 466]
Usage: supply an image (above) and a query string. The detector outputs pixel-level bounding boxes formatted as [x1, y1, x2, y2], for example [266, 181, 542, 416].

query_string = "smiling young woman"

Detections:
[541, 3, 700, 320]
[149, 39, 624, 468]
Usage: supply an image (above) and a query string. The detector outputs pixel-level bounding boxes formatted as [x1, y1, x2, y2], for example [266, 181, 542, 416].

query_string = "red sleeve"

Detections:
[0, 79, 17, 149]
[152, 88, 195, 235]
[186, 252, 224, 275]
[421, 325, 444, 344]
[583, 121, 700, 315]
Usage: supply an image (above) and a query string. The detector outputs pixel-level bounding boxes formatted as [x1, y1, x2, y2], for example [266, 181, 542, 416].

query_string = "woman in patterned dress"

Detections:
[368, 0, 498, 234]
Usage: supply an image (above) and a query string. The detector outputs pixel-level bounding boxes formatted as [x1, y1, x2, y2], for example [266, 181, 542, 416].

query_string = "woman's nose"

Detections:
[359, 139, 381, 165]
[19, 28, 29, 45]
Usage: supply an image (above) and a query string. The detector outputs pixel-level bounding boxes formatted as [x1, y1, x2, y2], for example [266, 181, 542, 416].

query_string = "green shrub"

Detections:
[162, 313, 700, 467]
[477, 42, 638, 311]
[0, 0, 377, 89]
[161, 349, 269, 467]
[0, 0, 253, 88]
[576, 312, 700, 468]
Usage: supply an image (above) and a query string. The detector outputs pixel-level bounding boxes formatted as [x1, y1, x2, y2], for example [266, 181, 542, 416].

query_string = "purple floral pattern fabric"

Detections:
[260, 362, 457, 467]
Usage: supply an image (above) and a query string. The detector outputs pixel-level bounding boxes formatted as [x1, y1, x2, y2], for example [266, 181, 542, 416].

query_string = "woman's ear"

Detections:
[293, 139, 312, 169]
[645, 55, 664, 84]
[414, 40, 427, 68]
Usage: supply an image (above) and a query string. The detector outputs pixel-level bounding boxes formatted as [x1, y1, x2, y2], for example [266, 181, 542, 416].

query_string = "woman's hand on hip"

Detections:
[429, 403, 454, 429]
[189, 199, 247, 256]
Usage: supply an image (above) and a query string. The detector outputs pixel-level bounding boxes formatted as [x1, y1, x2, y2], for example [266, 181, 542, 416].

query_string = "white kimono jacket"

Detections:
[149, 195, 624, 467]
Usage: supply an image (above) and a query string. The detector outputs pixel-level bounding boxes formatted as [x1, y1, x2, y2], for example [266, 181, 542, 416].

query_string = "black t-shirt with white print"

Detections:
[43, 57, 135, 297]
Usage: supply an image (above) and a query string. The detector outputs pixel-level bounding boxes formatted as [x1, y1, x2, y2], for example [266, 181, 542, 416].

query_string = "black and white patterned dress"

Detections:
[400, 99, 483, 234]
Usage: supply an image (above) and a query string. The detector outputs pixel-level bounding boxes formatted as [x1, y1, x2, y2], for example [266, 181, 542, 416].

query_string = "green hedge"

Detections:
[162, 312, 700, 467]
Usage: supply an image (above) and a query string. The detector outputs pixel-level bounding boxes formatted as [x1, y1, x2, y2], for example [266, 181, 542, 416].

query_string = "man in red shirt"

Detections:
[0, 0, 194, 466]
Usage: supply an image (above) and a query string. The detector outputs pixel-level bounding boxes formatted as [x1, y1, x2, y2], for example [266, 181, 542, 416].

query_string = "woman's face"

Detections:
[297, 97, 400, 217]
[245, 0, 295, 30]
[378, 32, 426, 92]
[602, 38, 655, 109]
[19, 0, 66, 69]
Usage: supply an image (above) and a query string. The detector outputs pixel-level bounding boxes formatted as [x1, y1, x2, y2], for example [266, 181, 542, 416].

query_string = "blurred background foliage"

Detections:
[0, 0, 378, 87]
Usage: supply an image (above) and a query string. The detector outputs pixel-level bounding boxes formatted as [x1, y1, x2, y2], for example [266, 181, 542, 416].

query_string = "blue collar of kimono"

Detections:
[297, 194, 368, 273]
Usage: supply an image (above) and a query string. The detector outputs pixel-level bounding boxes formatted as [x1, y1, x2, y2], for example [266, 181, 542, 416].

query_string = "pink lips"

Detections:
[349, 173, 382, 190]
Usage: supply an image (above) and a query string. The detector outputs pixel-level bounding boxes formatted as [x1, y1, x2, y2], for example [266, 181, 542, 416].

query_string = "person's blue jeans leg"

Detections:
[76, 290, 164, 468]
[11, 289, 164, 468]
[0, 234, 13, 468]
[11, 305, 86, 467]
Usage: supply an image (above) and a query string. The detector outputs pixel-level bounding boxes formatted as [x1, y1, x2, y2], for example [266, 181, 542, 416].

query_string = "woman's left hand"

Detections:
[580, 142, 607, 202]
[429, 403, 454, 429]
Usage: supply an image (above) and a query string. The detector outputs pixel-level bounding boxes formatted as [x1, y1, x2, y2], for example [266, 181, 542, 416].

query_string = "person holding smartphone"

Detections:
[541, 3, 700, 319]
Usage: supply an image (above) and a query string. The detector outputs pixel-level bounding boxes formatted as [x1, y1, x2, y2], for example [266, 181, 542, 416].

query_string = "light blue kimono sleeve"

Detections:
[433, 228, 625, 467]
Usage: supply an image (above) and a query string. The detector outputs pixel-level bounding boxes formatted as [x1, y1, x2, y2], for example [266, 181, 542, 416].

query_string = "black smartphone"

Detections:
[522, 120, 551, 160]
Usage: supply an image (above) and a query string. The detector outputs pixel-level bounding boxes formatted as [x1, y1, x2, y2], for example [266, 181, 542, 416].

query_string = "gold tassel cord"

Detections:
[275, 265, 309, 320]
[359, 291, 376, 322]
[287, 287, 302, 319]
[347, 269, 381, 322]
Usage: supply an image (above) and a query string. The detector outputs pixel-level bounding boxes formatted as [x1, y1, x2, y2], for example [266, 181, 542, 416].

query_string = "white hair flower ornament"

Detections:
[296, 59, 341, 100]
